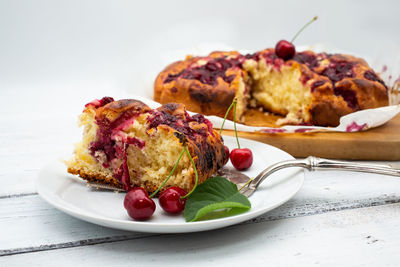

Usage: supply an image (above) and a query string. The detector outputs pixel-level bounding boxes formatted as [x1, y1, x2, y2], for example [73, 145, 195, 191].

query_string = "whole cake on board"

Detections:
[154, 48, 388, 127]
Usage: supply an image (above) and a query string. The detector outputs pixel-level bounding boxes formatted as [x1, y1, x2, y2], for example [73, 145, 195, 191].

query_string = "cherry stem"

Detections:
[233, 99, 240, 149]
[149, 148, 185, 198]
[219, 98, 237, 135]
[290, 16, 318, 43]
[181, 146, 198, 199]
[239, 177, 254, 192]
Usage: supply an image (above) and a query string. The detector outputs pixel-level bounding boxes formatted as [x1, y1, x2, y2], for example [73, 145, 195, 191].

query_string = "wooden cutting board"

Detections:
[222, 114, 400, 160]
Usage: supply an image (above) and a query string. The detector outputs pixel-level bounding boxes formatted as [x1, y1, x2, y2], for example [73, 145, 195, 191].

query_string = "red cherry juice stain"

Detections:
[346, 122, 367, 132]
[259, 128, 287, 133]
[84, 96, 114, 109]
[164, 56, 242, 85]
[148, 110, 213, 140]
[293, 52, 320, 69]
[364, 70, 388, 90]
[310, 80, 326, 92]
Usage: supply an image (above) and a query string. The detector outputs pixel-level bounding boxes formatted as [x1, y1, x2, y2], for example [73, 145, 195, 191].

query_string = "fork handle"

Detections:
[251, 156, 400, 189]
[306, 156, 400, 176]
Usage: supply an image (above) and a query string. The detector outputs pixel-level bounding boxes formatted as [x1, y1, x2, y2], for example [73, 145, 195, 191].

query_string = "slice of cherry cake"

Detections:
[66, 97, 228, 194]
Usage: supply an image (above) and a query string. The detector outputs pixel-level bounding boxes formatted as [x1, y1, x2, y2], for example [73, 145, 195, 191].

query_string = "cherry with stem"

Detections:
[219, 99, 235, 159]
[275, 16, 318, 60]
[124, 187, 156, 220]
[229, 98, 253, 170]
[219, 97, 253, 170]
[151, 146, 199, 214]
[149, 148, 186, 199]
[124, 146, 196, 219]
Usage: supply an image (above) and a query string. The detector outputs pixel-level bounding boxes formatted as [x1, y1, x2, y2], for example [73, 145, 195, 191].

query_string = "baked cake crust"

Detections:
[67, 98, 229, 194]
[155, 51, 251, 122]
[154, 48, 389, 127]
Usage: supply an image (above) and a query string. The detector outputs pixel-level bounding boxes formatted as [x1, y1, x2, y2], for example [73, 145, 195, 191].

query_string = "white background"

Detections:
[1, 0, 400, 97]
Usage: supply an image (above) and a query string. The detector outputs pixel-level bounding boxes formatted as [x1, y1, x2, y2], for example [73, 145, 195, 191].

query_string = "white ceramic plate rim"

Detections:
[36, 136, 304, 233]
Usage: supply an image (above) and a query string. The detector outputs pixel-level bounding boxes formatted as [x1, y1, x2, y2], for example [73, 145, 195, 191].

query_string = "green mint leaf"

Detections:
[184, 176, 251, 222]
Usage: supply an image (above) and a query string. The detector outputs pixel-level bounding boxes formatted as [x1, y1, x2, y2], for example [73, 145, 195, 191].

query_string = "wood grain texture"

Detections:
[0, 113, 79, 196]
[223, 114, 400, 160]
[2, 203, 400, 266]
[2, 170, 400, 255]
[2, 82, 400, 266]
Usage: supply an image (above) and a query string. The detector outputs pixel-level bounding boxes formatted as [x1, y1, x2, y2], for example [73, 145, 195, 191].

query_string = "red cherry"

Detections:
[159, 187, 187, 214]
[223, 145, 230, 165]
[275, 40, 296, 60]
[124, 187, 156, 220]
[224, 145, 230, 156]
[230, 148, 253, 170]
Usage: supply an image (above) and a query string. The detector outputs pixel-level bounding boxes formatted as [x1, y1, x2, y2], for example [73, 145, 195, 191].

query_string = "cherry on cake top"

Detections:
[162, 49, 385, 87]
[160, 48, 387, 115]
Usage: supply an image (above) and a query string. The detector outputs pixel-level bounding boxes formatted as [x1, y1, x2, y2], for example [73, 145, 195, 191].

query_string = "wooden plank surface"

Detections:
[2, 83, 400, 266]
[2, 202, 400, 266]
[223, 114, 400, 161]
[2, 95, 400, 265]
[2, 170, 400, 254]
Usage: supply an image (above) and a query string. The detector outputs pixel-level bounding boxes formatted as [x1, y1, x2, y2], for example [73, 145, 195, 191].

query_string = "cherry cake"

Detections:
[66, 97, 228, 194]
[154, 49, 388, 126]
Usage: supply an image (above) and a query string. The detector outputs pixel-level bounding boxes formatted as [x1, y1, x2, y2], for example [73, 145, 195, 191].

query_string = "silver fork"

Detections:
[238, 156, 400, 197]
[86, 156, 400, 197]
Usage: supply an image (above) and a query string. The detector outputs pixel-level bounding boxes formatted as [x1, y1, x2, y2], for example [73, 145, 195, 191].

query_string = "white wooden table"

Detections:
[2, 1, 400, 266]
[1, 84, 400, 266]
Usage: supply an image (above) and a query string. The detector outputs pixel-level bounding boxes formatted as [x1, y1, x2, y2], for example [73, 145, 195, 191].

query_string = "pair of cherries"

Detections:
[124, 147, 196, 220]
[124, 186, 187, 220]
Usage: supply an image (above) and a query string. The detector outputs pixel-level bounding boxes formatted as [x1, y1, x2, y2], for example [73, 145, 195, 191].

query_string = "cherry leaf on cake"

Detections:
[184, 177, 251, 222]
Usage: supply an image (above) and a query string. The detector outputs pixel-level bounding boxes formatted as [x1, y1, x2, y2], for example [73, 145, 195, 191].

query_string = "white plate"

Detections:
[36, 136, 304, 233]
